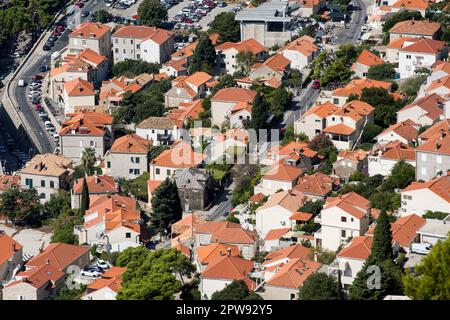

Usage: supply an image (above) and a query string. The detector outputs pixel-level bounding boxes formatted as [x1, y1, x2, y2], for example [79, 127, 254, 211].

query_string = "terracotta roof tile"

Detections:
[110, 134, 152, 154]
[294, 172, 340, 196]
[196, 243, 240, 265]
[305, 102, 339, 118]
[401, 38, 446, 54]
[87, 267, 126, 293]
[379, 141, 416, 161]
[5, 264, 64, 289]
[73, 175, 118, 195]
[389, 20, 441, 36]
[19, 154, 72, 177]
[392, 0, 430, 10]
[0, 175, 20, 192]
[402, 175, 450, 203]
[70, 22, 111, 39]
[356, 49, 384, 67]
[137, 116, 176, 130]
[264, 227, 291, 240]
[27, 243, 89, 270]
[201, 255, 254, 282]
[337, 236, 372, 260]
[324, 192, 369, 219]
[289, 212, 313, 222]
[377, 120, 419, 143]
[263, 162, 304, 182]
[266, 258, 321, 289]
[263, 244, 312, 265]
[0, 232, 22, 266]
[216, 38, 267, 55]
[333, 78, 391, 97]
[151, 140, 204, 168]
[398, 93, 446, 121]
[257, 190, 306, 213]
[323, 123, 355, 135]
[387, 37, 418, 49]
[59, 110, 113, 136]
[212, 87, 257, 102]
[64, 78, 95, 97]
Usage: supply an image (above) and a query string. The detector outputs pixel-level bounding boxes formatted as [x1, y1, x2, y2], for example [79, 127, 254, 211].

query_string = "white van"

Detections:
[18, 79, 26, 87]
[411, 243, 432, 255]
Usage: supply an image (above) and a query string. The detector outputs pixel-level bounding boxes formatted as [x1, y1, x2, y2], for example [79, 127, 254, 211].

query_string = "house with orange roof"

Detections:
[263, 141, 321, 171]
[69, 22, 112, 58]
[315, 192, 370, 250]
[82, 267, 126, 300]
[397, 93, 448, 126]
[400, 175, 450, 216]
[59, 110, 114, 164]
[71, 174, 118, 209]
[0, 231, 23, 282]
[249, 54, 291, 83]
[62, 77, 96, 114]
[330, 78, 392, 106]
[200, 254, 255, 300]
[293, 172, 340, 201]
[353, 49, 385, 78]
[427, 60, 450, 86]
[206, 128, 251, 163]
[386, 37, 419, 63]
[254, 162, 304, 196]
[159, 58, 188, 77]
[368, 140, 416, 176]
[262, 258, 322, 300]
[375, 119, 419, 145]
[329, 236, 373, 288]
[170, 213, 205, 246]
[166, 100, 204, 129]
[3, 242, 89, 300]
[425, 74, 450, 97]
[195, 243, 240, 271]
[332, 149, 368, 179]
[75, 194, 145, 251]
[391, 0, 431, 17]
[164, 71, 213, 107]
[112, 25, 174, 64]
[323, 100, 375, 150]
[255, 189, 306, 237]
[195, 221, 257, 259]
[415, 119, 450, 181]
[229, 100, 253, 128]
[262, 243, 312, 268]
[104, 134, 152, 179]
[399, 38, 448, 79]
[280, 36, 319, 71]
[136, 116, 179, 146]
[389, 20, 442, 42]
[149, 140, 204, 181]
[263, 227, 291, 252]
[216, 38, 268, 75]
[294, 102, 339, 140]
[211, 87, 257, 128]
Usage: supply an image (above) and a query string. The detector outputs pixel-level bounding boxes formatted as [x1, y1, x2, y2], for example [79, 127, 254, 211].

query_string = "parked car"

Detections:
[81, 269, 102, 278]
[39, 65, 50, 72]
[312, 79, 321, 89]
[96, 259, 110, 270]
[81, 11, 90, 18]
[411, 243, 432, 255]
[32, 75, 43, 81]
[18, 79, 26, 87]
[219, 1, 227, 7]
[35, 104, 43, 111]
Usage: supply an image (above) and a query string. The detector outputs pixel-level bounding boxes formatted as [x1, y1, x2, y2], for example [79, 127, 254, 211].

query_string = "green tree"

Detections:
[371, 210, 394, 262]
[208, 12, 240, 43]
[94, 9, 112, 23]
[308, 134, 338, 174]
[265, 88, 292, 118]
[299, 273, 341, 300]
[81, 147, 96, 175]
[43, 191, 71, 220]
[249, 91, 269, 131]
[360, 87, 402, 128]
[298, 25, 316, 38]
[51, 211, 82, 244]
[403, 237, 450, 299]
[422, 211, 449, 220]
[211, 280, 263, 300]
[236, 51, 256, 75]
[111, 59, 161, 78]
[138, 0, 168, 27]
[151, 178, 182, 234]
[80, 176, 90, 216]
[361, 123, 383, 143]
[190, 35, 217, 74]
[367, 63, 397, 81]
[0, 188, 41, 225]
[299, 200, 325, 216]
[381, 160, 415, 192]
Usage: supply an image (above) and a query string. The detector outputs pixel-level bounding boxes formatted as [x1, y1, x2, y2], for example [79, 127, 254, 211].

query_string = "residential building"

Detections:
[368, 141, 416, 176]
[315, 192, 371, 251]
[200, 255, 255, 300]
[417, 216, 450, 245]
[263, 227, 291, 252]
[174, 167, 215, 212]
[59, 110, 114, 165]
[82, 267, 126, 300]
[71, 174, 118, 209]
[0, 232, 23, 282]
[330, 78, 392, 107]
[166, 100, 204, 128]
[400, 175, 450, 216]
[195, 243, 240, 272]
[323, 100, 375, 150]
[164, 72, 213, 107]
[391, 0, 431, 17]
[254, 162, 304, 196]
[397, 93, 448, 126]
[398, 39, 448, 79]
[294, 102, 339, 140]
[159, 58, 188, 77]
[69, 22, 112, 58]
[216, 38, 268, 75]
[62, 78, 96, 114]
[19, 154, 73, 203]
[280, 35, 319, 71]
[135, 117, 179, 146]
[255, 189, 306, 237]
[353, 49, 384, 78]
[415, 120, 450, 181]
[293, 172, 340, 201]
[375, 119, 419, 145]
[206, 128, 250, 163]
[386, 37, 418, 63]
[388, 20, 441, 42]
[75, 195, 145, 252]
[249, 54, 290, 83]
[171, 213, 205, 246]
[425, 74, 450, 97]
[211, 87, 257, 128]
[104, 134, 152, 179]
[332, 149, 368, 180]
[291, 0, 323, 16]
[263, 141, 321, 169]
[112, 25, 173, 64]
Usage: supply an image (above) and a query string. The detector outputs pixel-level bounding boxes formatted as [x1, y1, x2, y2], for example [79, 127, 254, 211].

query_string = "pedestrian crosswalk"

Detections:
[37, 51, 52, 57]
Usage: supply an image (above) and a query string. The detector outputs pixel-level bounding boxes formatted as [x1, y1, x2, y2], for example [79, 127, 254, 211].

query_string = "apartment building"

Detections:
[69, 22, 112, 58]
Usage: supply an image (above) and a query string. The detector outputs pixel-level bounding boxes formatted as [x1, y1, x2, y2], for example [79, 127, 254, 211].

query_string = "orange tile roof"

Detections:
[59, 110, 113, 136]
[201, 255, 254, 283]
[324, 192, 369, 219]
[151, 140, 204, 168]
[332, 100, 375, 121]
[110, 134, 152, 154]
[154, 72, 169, 81]
[377, 120, 419, 143]
[337, 236, 372, 260]
[257, 190, 306, 213]
[0, 232, 22, 266]
[282, 38, 318, 57]
[166, 100, 204, 128]
[212, 87, 257, 103]
[76, 48, 108, 66]
[418, 119, 450, 141]
[356, 49, 384, 67]
[294, 172, 340, 196]
[389, 20, 441, 36]
[263, 244, 312, 265]
[216, 38, 267, 55]
[268, 141, 318, 159]
[185, 71, 213, 87]
[416, 121, 450, 155]
[196, 221, 256, 244]
[209, 33, 220, 45]
[87, 267, 126, 293]
[433, 60, 450, 74]
[249, 192, 265, 203]
[333, 78, 392, 97]
[289, 212, 313, 222]
[231, 100, 253, 114]
[73, 175, 118, 195]
[252, 54, 290, 75]
[263, 162, 304, 182]
[27, 243, 89, 270]
[173, 242, 191, 257]
[401, 38, 446, 54]
[402, 175, 450, 203]
[0, 175, 21, 192]
[264, 227, 291, 240]
[379, 141, 416, 161]
[387, 37, 418, 49]
[5, 264, 64, 289]
[426, 74, 450, 93]
[337, 149, 368, 161]
[196, 243, 240, 265]
[64, 78, 95, 97]
[172, 42, 197, 59]
[398, 93, 446, 121]
[392, 0, 431, 10]
[113, 26, 172, 45]
[323, 123, 355, 135]
[305, 102, 339, 118]
[70, 22, 111, 39]
[162, 58, 187, 72]
[266, 258, 322, 289]
[297, 0, 321, 7]
[147, 179, 162, 195]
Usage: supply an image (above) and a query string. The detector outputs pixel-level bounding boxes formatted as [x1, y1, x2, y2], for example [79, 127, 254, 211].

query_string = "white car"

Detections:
[96, 259, 110, 269]
[81, 269, 102, 278]
[411, 243, 432, 255]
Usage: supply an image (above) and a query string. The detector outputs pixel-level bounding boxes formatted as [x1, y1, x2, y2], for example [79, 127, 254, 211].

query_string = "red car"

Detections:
[184, 18, 194, 24]
[312, 79, 321, 89]
[76, 2, 84, 8]
[35, 104, 43, 111]
[32, 75, 43, 81]
[56, 25, 65, 32]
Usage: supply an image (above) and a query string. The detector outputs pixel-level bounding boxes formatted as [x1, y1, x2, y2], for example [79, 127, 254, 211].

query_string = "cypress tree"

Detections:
[151, 178, 182, 234]
[80, 176, 90, 215]
[250, 92, 268, 132]
[190, 36, 217, 74]
[370, 209, 394, 263]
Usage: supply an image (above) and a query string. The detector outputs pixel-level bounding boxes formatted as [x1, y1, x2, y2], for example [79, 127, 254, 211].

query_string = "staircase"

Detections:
[352, 116, 369, 151]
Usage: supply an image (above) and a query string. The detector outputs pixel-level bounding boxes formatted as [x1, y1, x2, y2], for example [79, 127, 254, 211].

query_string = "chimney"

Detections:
[94, 171, 98, 184]
[45, 259, 50, 265]
[227, 248, 231, 256]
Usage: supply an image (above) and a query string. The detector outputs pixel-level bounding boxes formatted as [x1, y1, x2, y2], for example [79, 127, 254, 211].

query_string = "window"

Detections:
[135, 157, 140, 164]
[107, 161, 111, 168]
[341, 230, 346, 238]
[137, 54, 140, 59]
[351, 218, 354, 222]
[134, 169, 140, 175]
[39, 193, 46, 199]
[332, 117, 335, 121]
[363, 72, 367, 77]
[90, 141, 95, 147]
[341, 216, 347, 222]
[115, 39, 118, 43]
[115, 48, 118, 53]
[129, 169, 134, 174]
[131, 39, 134, 44]
[167, 169, 171, 176]
[155, 168, 160, 174]
[123, 49, 126, 54]
[315, 129, 321, 134]
[126, 232, 131, 238]
[82, 40, 86, 46]
[50, 181, 55, 188]
[136, 44, 140, 49]
[290, 293, 296, 300]
[333, 98, 339, 104]
[41, 180, 45, 187]
[25, 178, 33, 188]
[406, 55, 411, 59]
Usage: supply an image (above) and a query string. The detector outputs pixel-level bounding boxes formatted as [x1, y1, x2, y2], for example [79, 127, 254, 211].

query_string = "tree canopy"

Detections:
[360, 87, 404, 128]
[208, 12, 240, 43]
[249, 91, 269, 131]
[111, 59, 161, 78]
[137, 0, 168, 27]
[151, 178, 182, 234]
[380, 160, 415, 192]
[299, 273, 341, 300]
[367, 63, 397, 81]
[0, 188, 41, 225]
[190, 35, 217, 74]
[211, 280, 263, 300]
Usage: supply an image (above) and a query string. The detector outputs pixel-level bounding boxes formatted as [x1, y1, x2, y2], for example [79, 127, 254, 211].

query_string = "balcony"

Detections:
[314, 214, 322, 224]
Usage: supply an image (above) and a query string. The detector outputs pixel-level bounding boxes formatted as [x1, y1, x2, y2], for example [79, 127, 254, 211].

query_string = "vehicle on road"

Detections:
[96, 259, 110, 270]
[18, 79, 26, 87]
[32, 75, 43, 81]
[312, 79, 321, 89]
[81, 11, 90, 18]
[80, 269, 102, 278]
[39, 65, 50, 72]
[43, 44, 51, 51]
[35, 104, 43, 111]
[411, 243, 432, 255]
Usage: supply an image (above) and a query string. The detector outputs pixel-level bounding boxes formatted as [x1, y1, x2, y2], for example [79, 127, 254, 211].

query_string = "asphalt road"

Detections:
[334, 0, 368, 45]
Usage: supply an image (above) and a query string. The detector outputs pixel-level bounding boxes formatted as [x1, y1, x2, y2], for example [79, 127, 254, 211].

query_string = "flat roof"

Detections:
[235, 1, 294, 22]
[417, 219, 450, 237]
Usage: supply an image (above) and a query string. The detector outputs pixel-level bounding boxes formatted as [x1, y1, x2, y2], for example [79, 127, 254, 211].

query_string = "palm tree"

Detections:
[81, 147, 96, 175]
